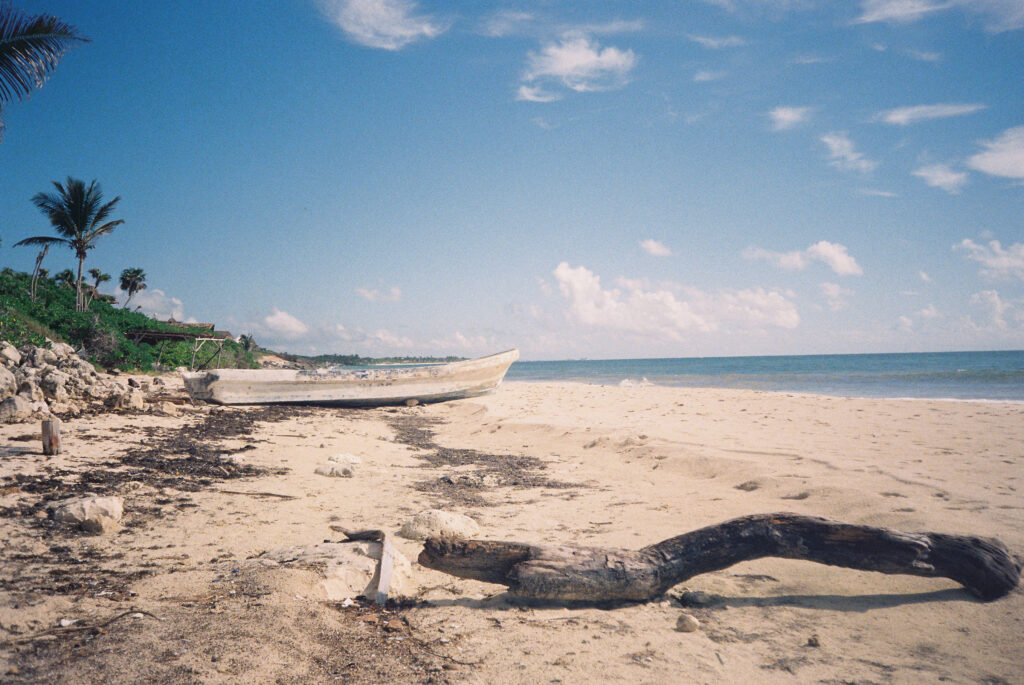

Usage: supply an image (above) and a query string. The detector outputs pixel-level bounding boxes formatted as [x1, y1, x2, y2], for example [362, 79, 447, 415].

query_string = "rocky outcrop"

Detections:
[0, 341, 154, 423]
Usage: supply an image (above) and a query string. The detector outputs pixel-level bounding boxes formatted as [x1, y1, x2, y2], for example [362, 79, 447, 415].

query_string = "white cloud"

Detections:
[480, 10, 534, 37]
[320, 0, 446, 50]
[116, 287, 189, 322]
[912, 163, 968, 193]
[574, 20, 645, 36]
[688, 35, 746, 49]
[769, 106, 812, 131]
[918, 304, 940, 318]
[920, 270, 931, 282]
[693, 70, 726, 82]
[522, 35, 637, 95]
[356, 285, 402, 302]
[262, 308, 309, 339]
[552, 263, 799, 341]
[855, 0, 1024, 31]
[744, 240, 863, 276]
[956, 239, 1024, 280]
[898, 315, 914, 332]
[640, 239, 672, 257]
[516, 85, 561, 103]
[877, 103, 986, 125]
[969, 290, 1024, 330]
[855, 0, 948, 24]
[821, 282, 854, 311]
[821, 132, 877, 173]
[966, 126, 1024, 181]
[905, 49, 941, 61]
[806, 241, 864, 275]
[429, 331, 492, 352]
[860, 188, 899, 197]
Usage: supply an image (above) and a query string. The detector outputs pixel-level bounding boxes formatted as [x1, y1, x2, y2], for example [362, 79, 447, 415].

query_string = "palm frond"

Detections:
[0, 4, 87, 104]
[13, 235, 67, 247]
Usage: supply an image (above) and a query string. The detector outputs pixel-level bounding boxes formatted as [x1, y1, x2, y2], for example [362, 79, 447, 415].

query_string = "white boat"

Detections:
[181, 349, 519, 406]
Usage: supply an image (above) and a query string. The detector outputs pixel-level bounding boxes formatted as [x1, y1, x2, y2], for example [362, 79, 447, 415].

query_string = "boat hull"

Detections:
[181, 349, 519, 407]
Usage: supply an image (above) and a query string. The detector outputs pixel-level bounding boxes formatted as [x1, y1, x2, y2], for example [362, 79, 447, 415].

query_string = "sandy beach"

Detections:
[2, 379, 1022, 683]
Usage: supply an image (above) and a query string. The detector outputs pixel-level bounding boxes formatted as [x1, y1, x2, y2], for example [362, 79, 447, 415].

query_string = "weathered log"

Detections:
[418, 513, 1021, 603]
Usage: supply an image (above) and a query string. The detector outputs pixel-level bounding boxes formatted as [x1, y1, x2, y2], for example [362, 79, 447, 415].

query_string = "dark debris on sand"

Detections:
[384, 411, 576, 507]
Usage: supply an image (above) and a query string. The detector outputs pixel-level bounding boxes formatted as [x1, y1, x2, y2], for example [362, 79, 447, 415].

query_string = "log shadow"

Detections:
[415, 588, 975, 612]
[714, 587, 974, 612]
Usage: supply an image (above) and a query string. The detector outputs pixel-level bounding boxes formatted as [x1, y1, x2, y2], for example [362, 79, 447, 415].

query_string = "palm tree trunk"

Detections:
[75, 256, 84, 312]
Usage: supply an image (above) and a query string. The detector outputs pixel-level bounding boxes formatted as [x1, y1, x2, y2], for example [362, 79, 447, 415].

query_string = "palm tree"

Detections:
[85, 266, 110, 308]
[29, 242, 49, 301]
[0, 4, 87, 142]
[15, 177, 124, 312]
[54, 268, 74, 287]
[119, 267, 146, 308]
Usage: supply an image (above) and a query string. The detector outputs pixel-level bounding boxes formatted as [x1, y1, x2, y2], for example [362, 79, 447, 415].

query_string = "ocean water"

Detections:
[505, 351, 1024, 401]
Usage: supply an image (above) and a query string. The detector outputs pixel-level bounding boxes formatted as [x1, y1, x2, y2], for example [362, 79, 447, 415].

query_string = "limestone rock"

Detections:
[397, 510, 480, 541]
[0, 366, 16, 399]
[82, 514, 122, 535]
[0, 396, 32, 423]
[328, 453, 363, 466]
[50, 496, 124, 525]
[315, 463, 355, 478]
[49, 342, 76, 358]
[248, 541, 413, 601]
[157, 401, 180, 416]
[0, 342, 21, 366]
[32, 347, 58, 367]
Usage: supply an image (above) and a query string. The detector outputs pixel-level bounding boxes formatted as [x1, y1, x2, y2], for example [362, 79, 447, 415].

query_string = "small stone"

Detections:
[397, 509, 480, 540]
[315, 464, 354, 478]
[51, 495, 124, 524]
[328, 453, 362, 466]
[59, 618, 78, 627]
[675, 613, 700, 632]
[405, 398, 419, 407]
[82, 514, 122, 535]
[806, 634, 820, 648]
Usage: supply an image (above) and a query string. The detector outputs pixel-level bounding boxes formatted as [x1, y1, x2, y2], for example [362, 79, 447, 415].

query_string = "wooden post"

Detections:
[419, 513, 1022, 603]
[42, 418, 62, 456]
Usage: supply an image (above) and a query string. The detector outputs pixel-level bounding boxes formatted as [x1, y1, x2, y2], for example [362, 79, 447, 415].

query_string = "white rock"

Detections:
[675, 613, 701, 632]
[0, 396, 33, 423]
[397, 510, 480, 540]
[32, 347, 58, 367]
[315, 464, 354, 478]
[0, 366, 16, 399]
[49, 342, 76, 358]
[157, 401, 180, 416]
[247, 541, 413, 600]
[328, 453, 363, 466]
[51, 496, 124, 524]
[0, 342, 21, 366]
[82, 514, 122, 535]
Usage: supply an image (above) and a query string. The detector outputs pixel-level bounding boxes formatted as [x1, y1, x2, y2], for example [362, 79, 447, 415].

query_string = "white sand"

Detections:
[1, 380, 1021, 683]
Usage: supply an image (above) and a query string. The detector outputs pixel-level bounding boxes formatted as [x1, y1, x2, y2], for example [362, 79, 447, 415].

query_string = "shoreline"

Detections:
[2, 379, 1022, 682]
[506, 378, 1024, 403]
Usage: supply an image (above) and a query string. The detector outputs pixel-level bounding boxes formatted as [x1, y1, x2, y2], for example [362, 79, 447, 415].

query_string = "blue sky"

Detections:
[1, 0, 1023, 360]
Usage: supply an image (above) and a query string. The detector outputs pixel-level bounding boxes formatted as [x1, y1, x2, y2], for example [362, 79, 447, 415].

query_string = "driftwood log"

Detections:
[418, 513, 1021, 603]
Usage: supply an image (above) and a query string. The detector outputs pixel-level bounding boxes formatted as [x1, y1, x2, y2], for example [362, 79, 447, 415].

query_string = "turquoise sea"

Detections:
[505, 351, 1024, 401]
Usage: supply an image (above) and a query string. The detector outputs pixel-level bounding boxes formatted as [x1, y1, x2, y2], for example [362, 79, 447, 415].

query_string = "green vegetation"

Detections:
[0, 268, 257, 371]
